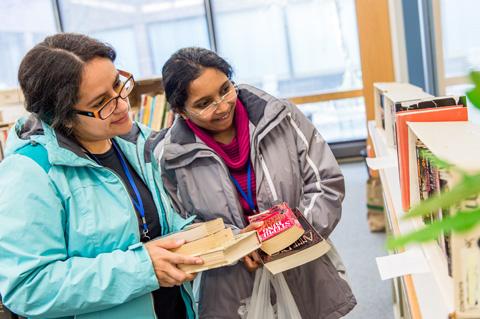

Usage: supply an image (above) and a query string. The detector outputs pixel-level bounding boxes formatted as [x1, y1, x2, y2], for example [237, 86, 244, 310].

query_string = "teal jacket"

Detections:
[0, 115, 197, 319]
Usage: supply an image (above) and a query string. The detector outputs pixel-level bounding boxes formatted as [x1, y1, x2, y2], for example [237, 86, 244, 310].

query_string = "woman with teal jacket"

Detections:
[0, 33, 202, 319]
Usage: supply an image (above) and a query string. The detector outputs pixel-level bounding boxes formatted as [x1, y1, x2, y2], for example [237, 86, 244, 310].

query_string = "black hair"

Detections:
[18, 32, 116, 134]
[162, 47, 233, 112]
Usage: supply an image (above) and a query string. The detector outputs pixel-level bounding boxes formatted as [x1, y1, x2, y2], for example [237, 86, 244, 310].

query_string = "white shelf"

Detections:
[368, 121, 453, 319]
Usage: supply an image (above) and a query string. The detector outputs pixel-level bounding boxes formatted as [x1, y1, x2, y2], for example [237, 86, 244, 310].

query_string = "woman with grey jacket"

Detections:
[155, 47, 356, 319]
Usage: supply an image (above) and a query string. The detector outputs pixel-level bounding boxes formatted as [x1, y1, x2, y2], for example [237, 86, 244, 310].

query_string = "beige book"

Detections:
[179, 231, 261, 274]
[172, 228, 234, 255]
[259, 209, 331, 275]
[154, 218, 225, 244]
[151, 93, 166, 131]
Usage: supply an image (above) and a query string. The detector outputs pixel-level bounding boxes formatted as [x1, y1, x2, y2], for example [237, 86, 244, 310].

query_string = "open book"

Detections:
[156, 218, 261, 274]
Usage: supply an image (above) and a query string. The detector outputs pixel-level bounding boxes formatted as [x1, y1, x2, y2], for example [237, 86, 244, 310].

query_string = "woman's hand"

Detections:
[242, 251, 262, 272]
[145, 239, 203, 287]
[240, 221, 264, 272]
[239, 221, 263, 234]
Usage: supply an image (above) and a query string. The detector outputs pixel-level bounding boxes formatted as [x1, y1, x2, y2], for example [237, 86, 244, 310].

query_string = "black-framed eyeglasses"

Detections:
[76, 69, 135, 120]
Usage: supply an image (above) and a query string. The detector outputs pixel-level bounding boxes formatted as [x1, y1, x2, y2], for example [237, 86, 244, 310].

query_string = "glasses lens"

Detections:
[120, 78, 134, 99]
[99, 99, 117, 119]
[197, 85, 237, 116]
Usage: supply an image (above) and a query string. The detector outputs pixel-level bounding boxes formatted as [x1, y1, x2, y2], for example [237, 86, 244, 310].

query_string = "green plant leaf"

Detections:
[404, 173, 480, 219]
[470, 71, 480, 86]
[387, 208, 480, 250]
[418, 149, 454, 171]
[467, 71, 480, 110]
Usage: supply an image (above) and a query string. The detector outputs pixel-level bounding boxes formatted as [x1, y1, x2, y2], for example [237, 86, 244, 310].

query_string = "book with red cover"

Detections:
[248, 202, 304, 255]
[259, 208, 331, 274]
[396, 106, 468, 211]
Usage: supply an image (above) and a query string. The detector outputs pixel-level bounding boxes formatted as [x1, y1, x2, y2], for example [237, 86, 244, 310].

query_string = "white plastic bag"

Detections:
[271, 270, 302, 319]
[238, 267, 301, 319]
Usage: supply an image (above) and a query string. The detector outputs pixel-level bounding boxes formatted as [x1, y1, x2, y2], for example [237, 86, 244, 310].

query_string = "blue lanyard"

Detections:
[87, 140, 150, 240]
[111, 141, 150, 240]
[230, 160, 256, 212]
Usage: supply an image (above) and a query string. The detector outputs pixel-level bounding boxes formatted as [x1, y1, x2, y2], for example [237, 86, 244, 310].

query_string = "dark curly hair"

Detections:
[18, 33, 116, 134]
[162, 47, 233, 112]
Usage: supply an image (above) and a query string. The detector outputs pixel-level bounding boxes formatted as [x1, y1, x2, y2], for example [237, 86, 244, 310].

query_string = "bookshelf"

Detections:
[407, 121, 480, 319]
[369, 120, 453, 319]
[129, 76, 174, 130]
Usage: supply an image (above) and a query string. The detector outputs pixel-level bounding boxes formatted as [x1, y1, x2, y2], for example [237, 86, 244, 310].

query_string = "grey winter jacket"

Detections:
[155, 84, 357, 319]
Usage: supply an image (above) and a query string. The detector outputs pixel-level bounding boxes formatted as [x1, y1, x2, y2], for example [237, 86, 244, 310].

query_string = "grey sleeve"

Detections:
[287, 101, 345, 238]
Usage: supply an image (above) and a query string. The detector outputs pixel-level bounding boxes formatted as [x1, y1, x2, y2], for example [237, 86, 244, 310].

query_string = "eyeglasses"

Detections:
[76, 69, 135, 120]
[187, 83, 238, 118]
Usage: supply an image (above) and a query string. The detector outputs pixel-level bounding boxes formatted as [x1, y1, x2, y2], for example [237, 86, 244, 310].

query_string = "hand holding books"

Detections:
[240, 221, 264, 272]
[248, 203, 332, 274]
[144, 238, 204, 287]
[151, 218, 262, 274]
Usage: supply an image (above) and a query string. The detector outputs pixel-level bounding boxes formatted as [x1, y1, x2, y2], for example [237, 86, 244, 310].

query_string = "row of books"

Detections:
[415, 141, 452, 275]
[373, 82, 468, 211]
[373, 82, 480, 318]
[0, 125, 9, 162]
[406, 121, 480, 318]
[159, 202, 330, 275]
[132, 93, 175, 131]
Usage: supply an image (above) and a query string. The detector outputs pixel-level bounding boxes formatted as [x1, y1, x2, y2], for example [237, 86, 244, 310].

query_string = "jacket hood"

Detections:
[5, 114, 152, 168]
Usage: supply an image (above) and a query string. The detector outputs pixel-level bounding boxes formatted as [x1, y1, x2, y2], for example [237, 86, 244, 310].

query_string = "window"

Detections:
[299, 97, 367, 143]
[2, 0, 368, 147]
[212, 0, 362, 98]
[58, 0, 210, 77]
[438, 0, 480, 124]
[0, 0, 57, 89]
[440, 0, 480, 79]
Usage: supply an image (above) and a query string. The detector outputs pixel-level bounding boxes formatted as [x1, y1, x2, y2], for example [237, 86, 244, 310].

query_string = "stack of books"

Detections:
[160, 204, 331, 275]
[249, 203, 331, 275]
[155, 218, 261, 274]
[248, 202, 305, 255]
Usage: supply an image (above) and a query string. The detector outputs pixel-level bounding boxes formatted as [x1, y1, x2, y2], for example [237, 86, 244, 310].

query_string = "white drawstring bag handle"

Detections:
[239, 267, 301, 319]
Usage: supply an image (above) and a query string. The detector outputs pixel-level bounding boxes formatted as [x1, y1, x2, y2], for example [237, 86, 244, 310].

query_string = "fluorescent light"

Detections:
[70, 0, 136, 13]
[141, 0, 203, 13]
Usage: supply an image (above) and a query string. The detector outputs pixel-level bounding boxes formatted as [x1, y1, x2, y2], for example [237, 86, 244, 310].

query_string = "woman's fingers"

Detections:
[242, 255, 260, 272]
[240, 221, 264, 233]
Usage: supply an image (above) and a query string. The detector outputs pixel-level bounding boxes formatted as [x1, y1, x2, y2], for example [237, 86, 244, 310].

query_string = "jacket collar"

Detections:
[163, 84, 288, 164]
[170, 84, 278, 146]
[12, 114, 146, 167]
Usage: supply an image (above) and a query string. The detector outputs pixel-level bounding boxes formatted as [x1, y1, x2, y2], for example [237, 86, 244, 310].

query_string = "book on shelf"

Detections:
[373, 82, 429, 146]
[248, 202, 304, 255]
[259, 208, 331, 275]
[383, 88, 434, 147]
[391, 95, 466, 147]
[0, 125, 10, 162]
[396, 105, 468, 211]
[374, 82, 423, 129]
[132, 92, 171, 130]
[407, 121, 480, 318]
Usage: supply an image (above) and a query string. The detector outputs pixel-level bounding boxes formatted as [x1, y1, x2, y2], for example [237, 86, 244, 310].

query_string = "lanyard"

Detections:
[230, 160, 256, 212]
[111, 141, 150, 240]
[87, 140, 150, 241]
